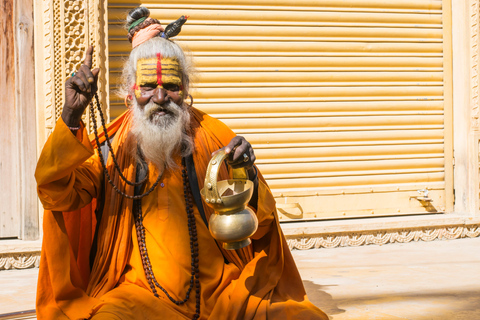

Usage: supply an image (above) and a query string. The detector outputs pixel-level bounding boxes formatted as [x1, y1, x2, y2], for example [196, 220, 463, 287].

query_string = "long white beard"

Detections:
[131, 99, 193, 170]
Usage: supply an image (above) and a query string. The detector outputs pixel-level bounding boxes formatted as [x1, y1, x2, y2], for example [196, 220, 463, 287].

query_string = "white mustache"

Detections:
[144, 101, 181, 120]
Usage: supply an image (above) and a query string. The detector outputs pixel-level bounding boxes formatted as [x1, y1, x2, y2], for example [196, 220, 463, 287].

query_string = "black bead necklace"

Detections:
[90, 93, 162, 199]
[133, 158, 201, 320]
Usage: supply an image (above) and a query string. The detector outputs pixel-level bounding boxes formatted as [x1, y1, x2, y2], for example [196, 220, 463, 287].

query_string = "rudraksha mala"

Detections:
[90, 93, 162, 199]
[133, 158, 200, 320]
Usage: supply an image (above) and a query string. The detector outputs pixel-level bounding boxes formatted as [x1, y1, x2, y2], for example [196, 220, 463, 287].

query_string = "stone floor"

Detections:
[294, 237, 480, 320]
[0, 268, 37, 318]
[1, 237, 479, 319]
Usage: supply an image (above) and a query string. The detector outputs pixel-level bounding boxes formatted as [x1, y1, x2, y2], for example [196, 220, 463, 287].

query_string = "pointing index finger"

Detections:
[83, 46, 94, 69]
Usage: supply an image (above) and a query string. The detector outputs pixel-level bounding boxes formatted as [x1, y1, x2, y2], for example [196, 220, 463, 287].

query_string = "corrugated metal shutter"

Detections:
[107, 0, 453, 221]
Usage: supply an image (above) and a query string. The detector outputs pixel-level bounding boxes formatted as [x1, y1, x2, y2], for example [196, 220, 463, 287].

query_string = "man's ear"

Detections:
[185, 93, 193, 108]
[124, 94, 134, 108]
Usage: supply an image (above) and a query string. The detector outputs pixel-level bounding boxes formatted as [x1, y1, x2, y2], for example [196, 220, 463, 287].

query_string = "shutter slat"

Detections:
[259, 158, 444, 174]
[110, 25, 443, 39]
[254, 144, 443, 160]
[190, 86, 444, 99]
[114, 0, 442, 11]
[110, 56, 443, 69]
[223, 115, 444, 130]
[110, 41, 443, 55]
[267, 172, 445, 189]
[196, 72, 443, 84]
[180, 101, 445, 117]
[109, 9, 442, 25]
[243, 130, 444, 146]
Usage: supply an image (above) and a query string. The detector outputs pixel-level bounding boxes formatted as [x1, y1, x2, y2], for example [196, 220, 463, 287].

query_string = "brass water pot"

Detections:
[200, 150, 258, 250]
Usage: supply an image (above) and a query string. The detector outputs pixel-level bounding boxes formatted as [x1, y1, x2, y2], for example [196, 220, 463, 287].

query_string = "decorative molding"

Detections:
[51, 0, 63, 137]
[287, 225, 480, 250]
[0, 252, 40, 270]
[42, 0, 54, 139]
[85, 0, 110, 132]
[472, 0, 480, 130]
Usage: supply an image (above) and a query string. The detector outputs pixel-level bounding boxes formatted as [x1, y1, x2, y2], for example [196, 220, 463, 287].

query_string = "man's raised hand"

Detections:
[61, 46, 100, 128]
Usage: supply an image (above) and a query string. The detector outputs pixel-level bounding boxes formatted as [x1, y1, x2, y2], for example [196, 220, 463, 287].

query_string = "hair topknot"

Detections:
[126, 6, 162, 42]
[126, 7, 150, 29]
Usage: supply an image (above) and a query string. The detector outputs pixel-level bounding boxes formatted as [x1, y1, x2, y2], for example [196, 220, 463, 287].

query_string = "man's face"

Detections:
[131, 54, 192, 169]
[134, 53, 184, 107]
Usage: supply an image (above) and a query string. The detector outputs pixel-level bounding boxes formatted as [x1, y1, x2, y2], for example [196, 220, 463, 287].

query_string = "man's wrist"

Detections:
[61, 108, 82, 129]
[248, 166, 258, 182]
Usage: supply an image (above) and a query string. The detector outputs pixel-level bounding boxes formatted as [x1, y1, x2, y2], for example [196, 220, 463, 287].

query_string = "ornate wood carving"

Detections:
[474, 0, 480, 213]
[42, 0, 55, 139]
[85, 0, 110, 132]
[43, 0, 109, 139]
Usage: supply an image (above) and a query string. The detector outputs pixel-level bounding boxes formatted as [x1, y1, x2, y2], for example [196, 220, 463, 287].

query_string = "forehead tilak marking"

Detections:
[136, 55, 182, 87]
[137, 58, 181, 74]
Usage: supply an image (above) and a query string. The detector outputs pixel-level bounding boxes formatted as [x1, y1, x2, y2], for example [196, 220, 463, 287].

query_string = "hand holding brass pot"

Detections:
[200, 149, 258, 250]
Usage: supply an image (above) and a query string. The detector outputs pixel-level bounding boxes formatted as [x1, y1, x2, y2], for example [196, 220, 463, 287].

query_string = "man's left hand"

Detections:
[223, 136, 255, 170]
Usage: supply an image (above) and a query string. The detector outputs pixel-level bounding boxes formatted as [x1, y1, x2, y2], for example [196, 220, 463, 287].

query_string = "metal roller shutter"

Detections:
[107, 0, 453, 221]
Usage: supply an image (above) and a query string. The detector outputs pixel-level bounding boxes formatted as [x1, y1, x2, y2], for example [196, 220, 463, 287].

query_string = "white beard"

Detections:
[130, 99, 193, 171]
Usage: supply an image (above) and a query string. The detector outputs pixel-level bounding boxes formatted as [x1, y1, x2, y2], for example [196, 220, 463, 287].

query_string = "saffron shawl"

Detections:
[35, 107, 326, 319]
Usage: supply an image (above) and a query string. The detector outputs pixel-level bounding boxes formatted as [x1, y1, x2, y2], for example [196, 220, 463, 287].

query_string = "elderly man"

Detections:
[35, 7, 327, 320]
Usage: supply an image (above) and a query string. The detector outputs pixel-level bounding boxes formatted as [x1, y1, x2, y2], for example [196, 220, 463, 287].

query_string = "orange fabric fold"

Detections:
[35, 107, 327, 319]
[88, 111, 128, 149]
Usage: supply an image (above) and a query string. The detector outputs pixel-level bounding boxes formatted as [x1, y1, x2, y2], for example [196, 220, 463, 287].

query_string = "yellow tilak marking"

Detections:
[136, 58, 158, 89]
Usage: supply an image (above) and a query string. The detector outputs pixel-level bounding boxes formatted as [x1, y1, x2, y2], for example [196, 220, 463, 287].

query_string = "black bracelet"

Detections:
[250, 165, 258, 182]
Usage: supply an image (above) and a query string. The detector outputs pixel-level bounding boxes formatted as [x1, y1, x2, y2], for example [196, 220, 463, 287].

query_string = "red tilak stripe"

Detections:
[156, 53, 162, 86]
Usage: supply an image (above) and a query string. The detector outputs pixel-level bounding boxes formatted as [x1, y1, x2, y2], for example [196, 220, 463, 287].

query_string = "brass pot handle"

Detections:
[203, 149, 249, 202]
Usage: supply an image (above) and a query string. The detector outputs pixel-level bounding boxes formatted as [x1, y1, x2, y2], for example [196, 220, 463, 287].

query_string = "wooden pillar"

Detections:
[16, 0, 38, 240]
[0, 0, 38, 240]
[0, 0, 20, 239]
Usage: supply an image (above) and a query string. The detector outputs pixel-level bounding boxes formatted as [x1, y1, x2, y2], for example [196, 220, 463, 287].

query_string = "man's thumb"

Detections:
[92, 68, 100, 80]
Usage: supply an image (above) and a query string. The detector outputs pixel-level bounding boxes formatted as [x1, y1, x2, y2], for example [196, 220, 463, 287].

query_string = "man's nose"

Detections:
[151, 87, 169, 104]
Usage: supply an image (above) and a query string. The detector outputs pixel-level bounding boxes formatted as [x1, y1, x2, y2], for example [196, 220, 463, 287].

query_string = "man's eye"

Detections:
[140, 84, 157, 91]
[163, 83, 180, 92]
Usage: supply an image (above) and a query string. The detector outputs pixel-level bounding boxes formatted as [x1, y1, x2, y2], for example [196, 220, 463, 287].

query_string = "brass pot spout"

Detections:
[200, 149, 258, 250]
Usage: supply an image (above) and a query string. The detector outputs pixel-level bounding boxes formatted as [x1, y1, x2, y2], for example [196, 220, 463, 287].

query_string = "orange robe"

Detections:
[35, 108, 328, 320]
